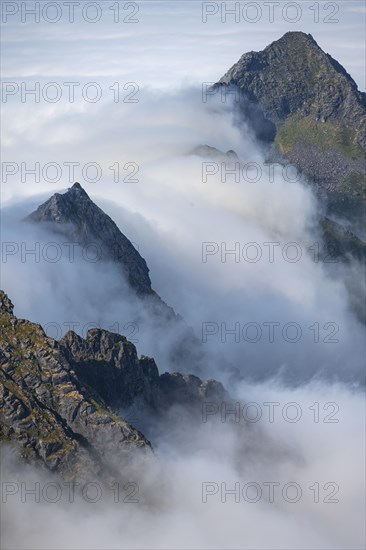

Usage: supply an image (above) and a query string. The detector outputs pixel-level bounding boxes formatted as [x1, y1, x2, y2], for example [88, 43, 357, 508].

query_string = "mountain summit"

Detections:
[220, 32, 365, 143]
[217, 31, 366, 238]
[27, 182, 153, 296]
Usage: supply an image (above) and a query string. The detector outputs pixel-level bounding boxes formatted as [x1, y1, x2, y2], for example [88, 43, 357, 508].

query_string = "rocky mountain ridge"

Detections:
[0, 290, 227, 481]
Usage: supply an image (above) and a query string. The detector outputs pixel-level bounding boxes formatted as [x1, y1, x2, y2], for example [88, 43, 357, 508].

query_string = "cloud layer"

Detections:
[1, 3, 365, 548]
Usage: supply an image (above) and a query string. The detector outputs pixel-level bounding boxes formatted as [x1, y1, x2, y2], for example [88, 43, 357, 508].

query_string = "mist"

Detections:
[1, 85, 365, 548]
[1, 380, 364, 549]
[2, 88, 365, 384]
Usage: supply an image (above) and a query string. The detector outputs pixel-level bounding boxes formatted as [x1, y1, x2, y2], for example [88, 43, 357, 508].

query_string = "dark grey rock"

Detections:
[60, 328, 228, 413]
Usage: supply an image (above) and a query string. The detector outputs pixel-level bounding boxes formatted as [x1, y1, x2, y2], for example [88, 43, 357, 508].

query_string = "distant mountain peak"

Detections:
[27, 182, 153, 295]
[25, 183, 222, 374]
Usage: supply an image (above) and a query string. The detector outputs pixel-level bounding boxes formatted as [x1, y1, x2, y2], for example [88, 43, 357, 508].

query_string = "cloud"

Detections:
[1, 381, 364, 549]
[2, 85, 365, 382]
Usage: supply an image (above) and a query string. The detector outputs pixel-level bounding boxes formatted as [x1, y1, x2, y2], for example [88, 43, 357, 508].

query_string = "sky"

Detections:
[1, 1, 365, 88]
[1, 2, 365, 549]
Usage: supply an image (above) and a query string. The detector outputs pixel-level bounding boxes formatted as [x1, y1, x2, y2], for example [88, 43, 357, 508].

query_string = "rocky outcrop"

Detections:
[154, 371, 228, 410]
[0, 290, 152, 481]
[60, 328, 228, 412]
[60, 329, 159, 411]
[216, 31, 366, 239]
[0, 291, 228, 479]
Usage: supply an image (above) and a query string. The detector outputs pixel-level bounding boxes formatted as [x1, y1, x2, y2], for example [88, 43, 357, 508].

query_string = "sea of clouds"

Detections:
[1, 2, 365, 548]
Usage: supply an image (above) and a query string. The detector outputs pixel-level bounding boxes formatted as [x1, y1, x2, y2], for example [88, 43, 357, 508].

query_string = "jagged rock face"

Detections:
[0, 292, 13, 315]
[0, 291, 152, 481]
[60, 329, 160, 410]
[0, 291, 229, 479]
[217, 32, 366, 236]
[320, 218, 366, 324]
[60, 329, 228, 412]
[27, 182, 153, 296]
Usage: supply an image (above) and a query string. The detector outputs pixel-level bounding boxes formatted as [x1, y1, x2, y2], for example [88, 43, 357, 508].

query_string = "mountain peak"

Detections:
[27, 183, 153, 295]
[217, 32, 366, 237]
[218, 31, 366, 130]
[71, 181, 83, 190]
[69, 181, 89, 196]
[272, 31, 317, 45]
